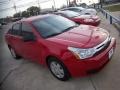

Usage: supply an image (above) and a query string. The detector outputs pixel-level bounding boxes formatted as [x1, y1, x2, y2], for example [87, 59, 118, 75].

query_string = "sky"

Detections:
[0, 0, 99, 18]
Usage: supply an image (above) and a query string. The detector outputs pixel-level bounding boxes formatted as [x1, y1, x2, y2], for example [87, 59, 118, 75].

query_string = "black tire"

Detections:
[47, 57, 71, 81]
[9, 47, 21, 59]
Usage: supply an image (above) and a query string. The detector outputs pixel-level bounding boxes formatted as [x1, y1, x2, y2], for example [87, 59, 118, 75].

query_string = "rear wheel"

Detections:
[9, 47, 21, 59]
[47, 57, 71, 81]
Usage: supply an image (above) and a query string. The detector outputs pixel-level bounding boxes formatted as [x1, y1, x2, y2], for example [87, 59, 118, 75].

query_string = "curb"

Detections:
[113, 23, 120, 31]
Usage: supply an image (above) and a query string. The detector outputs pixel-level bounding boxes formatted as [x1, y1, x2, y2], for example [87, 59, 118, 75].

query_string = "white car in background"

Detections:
[61, 7, 97, 16]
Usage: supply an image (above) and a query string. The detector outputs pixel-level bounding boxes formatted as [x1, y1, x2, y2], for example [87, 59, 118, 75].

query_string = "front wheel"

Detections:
[9, 47, 21, 59]
[47, 58, 71, 81]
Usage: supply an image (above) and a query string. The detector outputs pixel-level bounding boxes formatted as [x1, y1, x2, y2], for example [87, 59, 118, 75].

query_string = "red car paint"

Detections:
[5, 14, 116, 77]
[72, 15, 100, 26]
[55, 11, 100, 26]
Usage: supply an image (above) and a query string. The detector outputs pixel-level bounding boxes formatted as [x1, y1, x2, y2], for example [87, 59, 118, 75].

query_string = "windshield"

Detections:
[33, 15, 78, 38]
[63, 11, 80, 18]
[77, 7, 84, 10]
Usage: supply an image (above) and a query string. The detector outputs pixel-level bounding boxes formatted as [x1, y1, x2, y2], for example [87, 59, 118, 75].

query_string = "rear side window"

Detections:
[10, 23, 21, 36]
[85, 13, 90, 15]
[68, 8, 81, 12]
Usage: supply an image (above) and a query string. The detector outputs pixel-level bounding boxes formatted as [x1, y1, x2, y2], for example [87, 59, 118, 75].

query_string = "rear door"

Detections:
[7, 23, 23, 55]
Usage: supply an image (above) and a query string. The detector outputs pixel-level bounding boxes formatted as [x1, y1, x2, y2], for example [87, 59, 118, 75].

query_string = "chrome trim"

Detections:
[93, 36, 111, 54]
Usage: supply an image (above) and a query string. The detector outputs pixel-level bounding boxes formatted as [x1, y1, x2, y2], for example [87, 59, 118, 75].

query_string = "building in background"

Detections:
[75, 0, 99, 5]
[68, 0, 99, 7]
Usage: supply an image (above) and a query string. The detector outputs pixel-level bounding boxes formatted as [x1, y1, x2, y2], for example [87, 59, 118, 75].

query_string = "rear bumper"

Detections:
[63, 38, 116, 77]
[76, 20, 101, 26]
[85, 20, 101, 26]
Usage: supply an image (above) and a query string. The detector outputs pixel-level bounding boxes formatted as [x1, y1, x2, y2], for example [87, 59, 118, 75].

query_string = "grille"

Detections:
[93, 36, 111, 57]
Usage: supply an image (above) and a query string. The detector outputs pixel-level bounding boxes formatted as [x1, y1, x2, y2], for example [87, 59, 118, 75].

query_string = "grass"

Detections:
[113, 23, 120, 36]
[104, 4, 120, 12]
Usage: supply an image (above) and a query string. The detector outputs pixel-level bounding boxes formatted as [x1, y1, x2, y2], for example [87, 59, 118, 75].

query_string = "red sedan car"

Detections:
[5, 14, 116, 81]
[55, 10, 100, 26]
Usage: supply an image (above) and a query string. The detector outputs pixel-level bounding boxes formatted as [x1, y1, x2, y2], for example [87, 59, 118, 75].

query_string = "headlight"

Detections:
[68, 47, 95, 60]
[84, 19, 94, 22]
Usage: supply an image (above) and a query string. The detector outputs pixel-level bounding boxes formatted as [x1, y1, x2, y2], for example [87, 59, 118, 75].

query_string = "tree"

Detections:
[27, 6, 41, 16]
[13, 6, 41, 18]
[99, 0, 104, 8]
[13, 12, 21, 18]
[99, 0, 105, 4]
[21, 11, 29, 17]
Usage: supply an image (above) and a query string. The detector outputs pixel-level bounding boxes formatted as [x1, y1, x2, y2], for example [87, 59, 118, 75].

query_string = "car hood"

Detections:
[47, 25, 109, 48]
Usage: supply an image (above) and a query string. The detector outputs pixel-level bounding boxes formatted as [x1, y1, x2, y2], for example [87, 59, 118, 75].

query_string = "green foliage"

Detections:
[13, 6, 41, 18]
[27, 6, 41, 16]
[21, 11, 29, 17]
[104, 5, 120, 12]
[13, 12, 21, 18]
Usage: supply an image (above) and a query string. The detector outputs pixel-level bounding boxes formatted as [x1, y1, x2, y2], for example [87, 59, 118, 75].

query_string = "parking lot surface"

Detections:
[0, 13, 120, 90]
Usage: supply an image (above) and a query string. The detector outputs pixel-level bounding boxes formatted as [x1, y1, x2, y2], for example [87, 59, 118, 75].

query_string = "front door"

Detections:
[20, 22, 42, 62]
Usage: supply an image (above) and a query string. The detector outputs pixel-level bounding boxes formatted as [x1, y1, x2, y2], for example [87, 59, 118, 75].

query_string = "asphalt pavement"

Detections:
[0, 13, 120, 90]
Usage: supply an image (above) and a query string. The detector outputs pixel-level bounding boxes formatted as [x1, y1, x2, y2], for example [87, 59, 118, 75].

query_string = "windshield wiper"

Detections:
[46, 25, 78, 38]
[46, 32, 62, 38]
[64, 25, 78, 31]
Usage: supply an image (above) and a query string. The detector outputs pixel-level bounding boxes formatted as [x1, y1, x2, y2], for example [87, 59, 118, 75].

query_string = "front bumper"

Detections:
[63, 38, 116, 77]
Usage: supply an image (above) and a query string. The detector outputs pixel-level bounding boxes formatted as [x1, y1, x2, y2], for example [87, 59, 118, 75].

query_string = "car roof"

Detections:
[57, 10, 75, 14]
[70, 7, 84, 10]
[20, 14, 54, 22]
[60, 7, 85, 12]
[56, 10, 80, 15]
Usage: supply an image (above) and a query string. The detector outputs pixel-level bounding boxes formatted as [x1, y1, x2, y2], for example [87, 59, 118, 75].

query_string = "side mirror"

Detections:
[23, 32, 36, 42]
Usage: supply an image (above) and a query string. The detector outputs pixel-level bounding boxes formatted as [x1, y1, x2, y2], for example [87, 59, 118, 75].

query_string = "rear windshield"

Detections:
[62, 11, 80, 18]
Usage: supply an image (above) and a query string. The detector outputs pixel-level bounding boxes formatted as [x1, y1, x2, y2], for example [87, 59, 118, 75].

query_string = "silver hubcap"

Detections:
[50, 61, 64, 78]
[10, 48, 16, 58]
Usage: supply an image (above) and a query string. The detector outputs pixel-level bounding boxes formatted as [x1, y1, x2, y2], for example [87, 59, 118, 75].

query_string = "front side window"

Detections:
[22, 23, 32, 32]
[13, 23, 20, 30]
[21, 22, 33, 36]
[32, 15, 78, 38]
